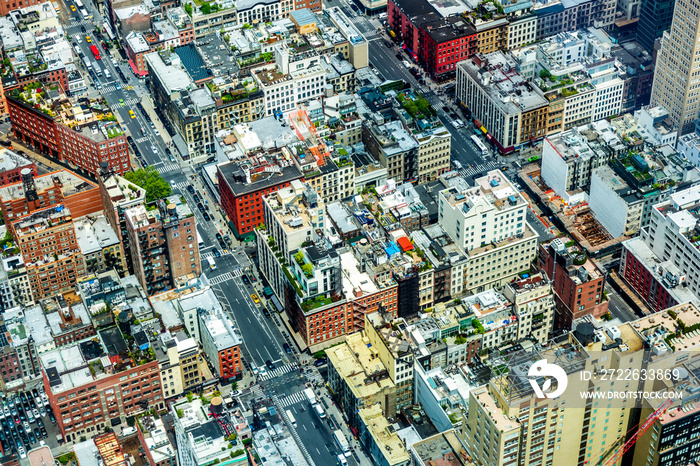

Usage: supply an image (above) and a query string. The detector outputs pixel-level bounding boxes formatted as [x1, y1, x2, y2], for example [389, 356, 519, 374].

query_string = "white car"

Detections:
[402, 60, 411, 69]
[170, 180, 176, 188]
[76, 36, 82, 44]
[451, 120, 461, 129]
[32, 408, 40, 419]
[18, 447, 26, 459]
[151, 145, 158, 154]
[153, 129, 160, 136]
[24, 421, 31, 433]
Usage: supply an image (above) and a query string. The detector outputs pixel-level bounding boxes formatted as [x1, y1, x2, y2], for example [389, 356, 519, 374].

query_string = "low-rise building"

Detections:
[326, 331, 397, 430]
[358, 404, 411, 466]
[154, 332, 203, 400]
[199, 308, 243, 381]
[41, 335, 163, 442]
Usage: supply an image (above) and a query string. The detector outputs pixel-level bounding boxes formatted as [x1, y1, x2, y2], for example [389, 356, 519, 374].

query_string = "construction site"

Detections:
[518, 163, 629, 257]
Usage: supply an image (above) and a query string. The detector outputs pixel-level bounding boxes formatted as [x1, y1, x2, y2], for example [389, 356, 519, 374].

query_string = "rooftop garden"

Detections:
[294, 251, 314, 277]
[238, 52, 273, 67]
[301, 294, 337, 312]
[106, 126, 124, 138]
[124, 166, 172, 203]
[396, 92, 435, 119]
[1, 58, 14, 78]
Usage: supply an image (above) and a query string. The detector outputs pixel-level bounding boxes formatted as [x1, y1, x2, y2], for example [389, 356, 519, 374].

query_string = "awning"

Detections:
[128, 59, 147, 77]
[271, 294, 283, 313]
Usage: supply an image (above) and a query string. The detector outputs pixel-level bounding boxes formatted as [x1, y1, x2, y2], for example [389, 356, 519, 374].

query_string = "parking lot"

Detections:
[0, 387, 61, 459]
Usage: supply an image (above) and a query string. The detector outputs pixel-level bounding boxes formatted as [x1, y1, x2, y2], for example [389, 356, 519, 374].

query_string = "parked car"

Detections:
[283, 343, 291, 353]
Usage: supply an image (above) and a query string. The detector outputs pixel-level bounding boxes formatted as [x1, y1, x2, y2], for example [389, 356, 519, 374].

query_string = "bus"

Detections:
[286, 410, 296, 428]
[90, 45, 101, 60]
[197, 231, 204, 248]
[74, 0, 83, 8]
[471, 135, 489, 156]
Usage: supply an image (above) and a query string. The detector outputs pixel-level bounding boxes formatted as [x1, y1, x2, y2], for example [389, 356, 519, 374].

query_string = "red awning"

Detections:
[128, 59, 147, 77]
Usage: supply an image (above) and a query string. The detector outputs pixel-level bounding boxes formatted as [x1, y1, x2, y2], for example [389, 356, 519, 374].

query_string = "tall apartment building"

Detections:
[438, 170, 538, 294]
[533, 0, 616, 40]
[650, 0, 700, 135]
[199, 308, 242, 381]
[456, 52, 548, 153]
[7, 86, 130, 177]
[124, 199, 200, 296]
[620, 185, 700, 312]
[257, 180, 325, 302]
[538, 237, 608, 329]
[12, 205, 86, 300]
[97, 170, 147, 276]
[0, 168, 102, 231]
[40, 337, 163, 442]
[217, 157, 303, 239]
[637, 0, 676, 52]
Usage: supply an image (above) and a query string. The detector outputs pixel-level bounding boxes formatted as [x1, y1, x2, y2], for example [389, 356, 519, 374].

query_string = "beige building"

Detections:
[358, 404, 411, 466]
[415, 124, 451, 184]
[650, 0, 700, 135]
[156, 333, 203, 400]
[503, 273, 555, 343]
[326, 331, 397, 430]
[365, 312, 415, 412]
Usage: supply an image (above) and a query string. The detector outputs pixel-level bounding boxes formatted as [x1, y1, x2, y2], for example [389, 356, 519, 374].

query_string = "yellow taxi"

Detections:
[70, 5, 76, 10]
[86, 36, 91, 43]
[251, 293, 260, 304]
[129, 110, 136, 119]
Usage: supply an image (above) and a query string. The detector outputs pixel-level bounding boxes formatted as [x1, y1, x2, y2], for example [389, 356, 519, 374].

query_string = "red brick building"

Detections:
[0, 347, 23, 388]
[41, 333, 164, 442]
[0, 0, 48, 16]
[419, 16, 477, 81]
[0, 169, 102, 231]
[7, 88, 130, 178]
[538, 238, 608, 330]
[199, 309, 243, 381]
[0, 149, 36, 188]
[292, 0, 321, 13]
[619, 243, 678, 313]
[12, 205, 86, 300]
[218, 160, 303, 239]
[16, 66, 68, 95]
[387, 0, 477, 81]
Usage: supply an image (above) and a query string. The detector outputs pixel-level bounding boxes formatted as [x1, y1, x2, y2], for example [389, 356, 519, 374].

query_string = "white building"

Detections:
[541, 127, 614, 200]
[174, 287, 223, 341]
[438, 170, 538, 293]
[414, 365, 471, 433]
[172, 397, 233, 466]
[589, 165, 643, 237]
[677, 132, 700, 168]
[591, 77, 624, 122]
[254, 44, 327, 117]
[634, 105, 678, 148]
[236, 0, 282, 25]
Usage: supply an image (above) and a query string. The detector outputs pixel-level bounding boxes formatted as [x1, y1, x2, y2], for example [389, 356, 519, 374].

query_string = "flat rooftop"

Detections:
[0, 148, 32, 173]
[459, 52, 548, 114]
[218, 160, 303, 197]
[0, 169, 96, 202]
[358, 404, 410, 464]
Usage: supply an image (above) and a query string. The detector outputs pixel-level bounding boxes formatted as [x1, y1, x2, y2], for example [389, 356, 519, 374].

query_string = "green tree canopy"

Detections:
[123, 166, 172, 203]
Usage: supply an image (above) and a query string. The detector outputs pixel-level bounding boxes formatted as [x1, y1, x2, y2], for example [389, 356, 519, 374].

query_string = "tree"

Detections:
[124, 166, 172, 203]
[184, 3, 192, 15]
[176, 408, 184, 418]
[200, 2, 211, 14]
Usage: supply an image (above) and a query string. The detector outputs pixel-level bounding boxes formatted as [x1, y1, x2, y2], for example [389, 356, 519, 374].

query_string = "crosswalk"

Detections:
[98, 85, 127, 96]
[67, 19, 93, 28]
[155, 163, 180, 174]
[172, 181, 190, 190]
[258, 363, 298, 381]
[134, 136, 149, 143]
[305, 369, 325, 385]
[209, 272, 233, 285]
[276, 390, 306, 408]
[458, 160, 502, 179]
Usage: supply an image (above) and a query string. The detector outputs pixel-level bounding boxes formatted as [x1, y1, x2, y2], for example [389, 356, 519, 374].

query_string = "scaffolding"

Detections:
[288, 106, 330, 167]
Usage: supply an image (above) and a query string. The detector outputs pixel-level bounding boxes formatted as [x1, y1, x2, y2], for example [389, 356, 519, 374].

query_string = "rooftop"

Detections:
[0, 148, 32, 173]
[326, 332, 395, 399]
[200, 308, 242, 350]
[0, 169, 97, 202]
[358, 404, 410, 464]
[217, 159, 303, 197]
[459, 52, 548, 114]
[411, 429, 475, 466]
[74, 216, 120, 254]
